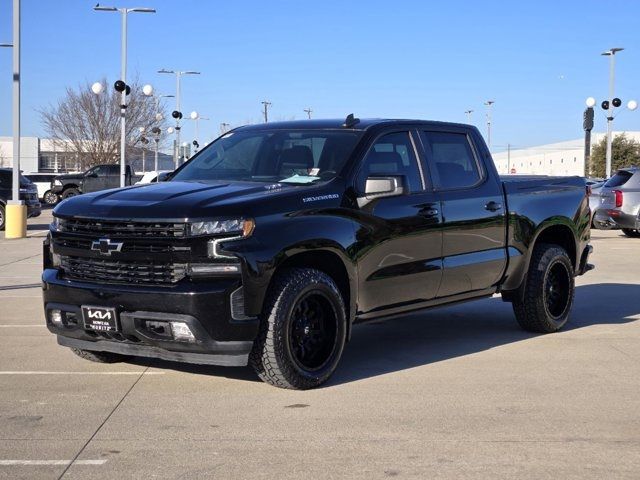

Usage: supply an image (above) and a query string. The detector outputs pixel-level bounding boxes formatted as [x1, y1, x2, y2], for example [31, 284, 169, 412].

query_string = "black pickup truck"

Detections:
[51, 164, 134, 201]
[43, 117, 593, 389]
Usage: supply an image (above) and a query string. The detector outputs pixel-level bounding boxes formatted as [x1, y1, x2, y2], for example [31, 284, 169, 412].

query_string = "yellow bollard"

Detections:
[5, 202, 27, 239]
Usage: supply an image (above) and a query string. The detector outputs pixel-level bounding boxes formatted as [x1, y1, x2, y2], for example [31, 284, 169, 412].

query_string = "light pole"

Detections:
[151, 127, 161, 176]
[94, 5, 155, 187]
[601, 48, 624, 178]
[189, 111, 210, 152]
[261, 101, 272, 123]
[484, 100, 495, 149]
[158, 69, 201, 168]
[304, 107, 312, 119]
[2, 0, 26, 238]
[465, 109, 473, 123]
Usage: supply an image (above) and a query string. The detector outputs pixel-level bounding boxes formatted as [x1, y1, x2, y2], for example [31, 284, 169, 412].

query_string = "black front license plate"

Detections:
[82, 306, 119, 332]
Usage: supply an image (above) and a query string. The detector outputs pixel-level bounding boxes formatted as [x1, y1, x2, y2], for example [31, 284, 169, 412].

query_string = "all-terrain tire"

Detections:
[622, 228, 640, 238]
[0, 204, 5, 231]
[71, 348, 131, 363]
[249, 268, 347, 390]
[512, 243, 574, 333]
[62, 188, 80, 200]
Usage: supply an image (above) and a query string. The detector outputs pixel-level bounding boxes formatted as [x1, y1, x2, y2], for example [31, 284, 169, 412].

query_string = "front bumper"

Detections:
[594, 209, 639, 230]
[42, 268, 258, 366]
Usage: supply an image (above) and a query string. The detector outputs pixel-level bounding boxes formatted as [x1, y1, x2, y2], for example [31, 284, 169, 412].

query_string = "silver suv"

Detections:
[593, 167, 640, 237]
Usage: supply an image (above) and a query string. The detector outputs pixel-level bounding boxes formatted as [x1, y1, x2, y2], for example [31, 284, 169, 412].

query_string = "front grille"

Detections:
[59, 218, 187, 238]
[60, 256, 187, 285]
[55, 237, 177, 254]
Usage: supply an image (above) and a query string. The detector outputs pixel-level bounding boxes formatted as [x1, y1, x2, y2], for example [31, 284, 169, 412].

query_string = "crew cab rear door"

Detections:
[354, 129, 443, 315]
[418, 127, 507, 298]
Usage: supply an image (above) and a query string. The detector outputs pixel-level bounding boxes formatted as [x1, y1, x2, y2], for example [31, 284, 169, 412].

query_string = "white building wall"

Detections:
[0, 136, 40, 173]
[491, 131, 640, 176]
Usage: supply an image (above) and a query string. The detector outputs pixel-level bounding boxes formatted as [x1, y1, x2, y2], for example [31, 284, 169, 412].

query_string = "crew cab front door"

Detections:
[354, 130, 443, 316]
[418, 128, 507, 298]
[82, 165, 109, 193]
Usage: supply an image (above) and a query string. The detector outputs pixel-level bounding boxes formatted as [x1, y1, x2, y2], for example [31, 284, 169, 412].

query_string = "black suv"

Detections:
[0, 169, 41, 230]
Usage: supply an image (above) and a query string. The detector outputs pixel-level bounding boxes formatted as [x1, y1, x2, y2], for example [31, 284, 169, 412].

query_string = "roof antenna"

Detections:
[342, 113, 360, 128]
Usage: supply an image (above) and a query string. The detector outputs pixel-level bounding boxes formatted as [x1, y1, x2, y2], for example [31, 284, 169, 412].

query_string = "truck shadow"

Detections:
[330, 283, 639, 387]
[130, 283, 639, 386]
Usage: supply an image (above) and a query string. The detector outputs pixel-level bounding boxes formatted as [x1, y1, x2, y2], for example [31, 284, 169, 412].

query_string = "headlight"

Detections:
[189, 218, 255, 237]
[53, 179, 62, 186]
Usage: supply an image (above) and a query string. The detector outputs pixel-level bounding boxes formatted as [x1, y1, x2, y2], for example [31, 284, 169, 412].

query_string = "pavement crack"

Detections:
[57, 366, 150, 479]
[0, 254, 41, 268]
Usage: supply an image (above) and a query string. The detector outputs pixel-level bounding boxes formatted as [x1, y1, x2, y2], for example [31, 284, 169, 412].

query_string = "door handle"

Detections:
[419, 207, 439, 218]
[485, 201, 502, 212]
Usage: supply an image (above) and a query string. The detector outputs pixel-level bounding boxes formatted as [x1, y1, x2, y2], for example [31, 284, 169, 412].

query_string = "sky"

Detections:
[1, 0, 640, 153]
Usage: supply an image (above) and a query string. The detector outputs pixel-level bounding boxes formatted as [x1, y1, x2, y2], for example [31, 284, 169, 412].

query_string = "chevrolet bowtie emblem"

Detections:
[91, 238, 124, 256]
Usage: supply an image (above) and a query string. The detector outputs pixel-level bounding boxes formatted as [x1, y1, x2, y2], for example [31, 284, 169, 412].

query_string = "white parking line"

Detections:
[0, 371, 164, 375]
[0, 460, 107, 466]
[0, 325, 46, 328]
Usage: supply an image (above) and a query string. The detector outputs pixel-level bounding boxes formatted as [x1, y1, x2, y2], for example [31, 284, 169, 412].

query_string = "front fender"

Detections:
[221, 209, 359, 318]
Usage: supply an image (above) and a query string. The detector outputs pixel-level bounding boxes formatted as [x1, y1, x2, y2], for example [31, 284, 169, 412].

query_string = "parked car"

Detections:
[0, 168, 41, 230]
[135, 170, 172, 185]
[51, 164, 134, 200]
[25, 173, 61, 205]
[594, 167, 640, 236]
[43, 117, 592, 389]
[587, 179, 606, 227]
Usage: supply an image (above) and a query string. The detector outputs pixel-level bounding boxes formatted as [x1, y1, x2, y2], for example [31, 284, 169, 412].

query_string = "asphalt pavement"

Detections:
[0, 209, 638, 479]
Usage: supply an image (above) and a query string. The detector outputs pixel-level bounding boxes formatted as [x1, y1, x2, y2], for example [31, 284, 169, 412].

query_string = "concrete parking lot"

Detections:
[0, 209, 639, 479]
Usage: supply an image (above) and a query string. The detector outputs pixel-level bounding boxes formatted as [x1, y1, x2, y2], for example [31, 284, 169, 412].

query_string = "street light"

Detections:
[2, 0, 26, 238]
[601, 47, 624, 178]
[188, 111, 210, 151]
[151, 126, 161, 177]
[465, 109, 474, 123]
[484, 101, 495, 149]
[94, 4, 156, 188]
[158, 69, 201, 168]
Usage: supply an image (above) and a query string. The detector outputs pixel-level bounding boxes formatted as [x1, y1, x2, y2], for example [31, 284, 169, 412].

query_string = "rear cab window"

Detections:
[604, 170, 634, 188]
[420, 131, 483, 190]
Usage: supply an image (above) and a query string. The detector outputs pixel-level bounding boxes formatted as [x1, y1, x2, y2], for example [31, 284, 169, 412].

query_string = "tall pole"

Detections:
[175, 73, 181, 168]
[465, 109, 473, 123]
[119, 10, 128, 188]
[262, 101, 271, 123]
[304, 107, 312, 119]
[154, 138, 159, 176]
[507, 143, 511, 173]
[5, 0, 26, 238]
[11, 0, 20, 205]
[484, 101, 494, 150]
[606, 54, 616, 178]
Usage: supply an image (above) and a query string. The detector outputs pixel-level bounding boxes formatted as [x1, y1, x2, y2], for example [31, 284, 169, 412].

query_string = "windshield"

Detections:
[171, 129, 363, 184]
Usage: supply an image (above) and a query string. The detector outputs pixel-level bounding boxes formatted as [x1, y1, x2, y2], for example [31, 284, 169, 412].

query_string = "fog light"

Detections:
[189, 263, 240, 276]
[170, 322, 196, 343]
[51, 309, 63, 326]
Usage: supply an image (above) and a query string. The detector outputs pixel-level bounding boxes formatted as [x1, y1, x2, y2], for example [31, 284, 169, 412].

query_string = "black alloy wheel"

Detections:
[289, 291, 338, 372]
[544, 261, 572, 320]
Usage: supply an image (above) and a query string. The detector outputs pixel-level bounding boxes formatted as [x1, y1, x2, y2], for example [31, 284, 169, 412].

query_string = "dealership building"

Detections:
[0, 136, 174, 174]
[492, 131, 640, 177]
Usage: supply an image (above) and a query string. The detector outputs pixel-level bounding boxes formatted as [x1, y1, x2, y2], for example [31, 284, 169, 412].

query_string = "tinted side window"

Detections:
[358, 132, 422, 193]
[0, 171, 9, 186]
[422, 132, 481, 189]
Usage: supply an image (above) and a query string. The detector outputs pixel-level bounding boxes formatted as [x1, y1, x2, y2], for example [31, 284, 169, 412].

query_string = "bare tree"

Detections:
[39, 78, 167, 170]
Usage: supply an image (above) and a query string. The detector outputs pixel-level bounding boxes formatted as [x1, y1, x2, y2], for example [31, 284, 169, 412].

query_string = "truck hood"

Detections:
[53, 180, 338, 220]
[55, 173, 84, 181]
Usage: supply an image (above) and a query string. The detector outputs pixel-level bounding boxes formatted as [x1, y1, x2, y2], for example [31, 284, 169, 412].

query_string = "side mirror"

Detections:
[358, 176, 404, 207]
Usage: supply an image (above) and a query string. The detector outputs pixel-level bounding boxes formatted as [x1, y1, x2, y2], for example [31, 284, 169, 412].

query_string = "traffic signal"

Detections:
[583, 107, 594, 131]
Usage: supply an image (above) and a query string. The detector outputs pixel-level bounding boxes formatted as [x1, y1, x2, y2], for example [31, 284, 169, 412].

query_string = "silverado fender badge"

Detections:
[91, 238, 124, 256]
[302, 193, 340, 204]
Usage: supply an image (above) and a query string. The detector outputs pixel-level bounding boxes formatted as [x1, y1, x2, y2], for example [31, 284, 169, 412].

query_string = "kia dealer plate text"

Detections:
[81, 306, 119, 332]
